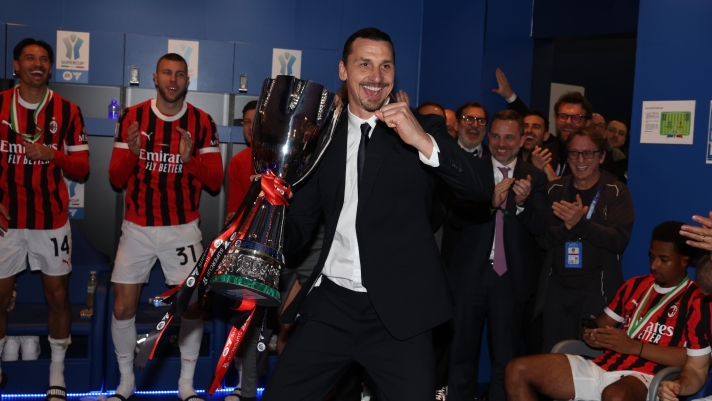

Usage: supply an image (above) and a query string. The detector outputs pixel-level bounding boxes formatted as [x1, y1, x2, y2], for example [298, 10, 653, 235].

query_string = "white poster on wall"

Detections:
[56, 30, 90, 83]
[272, 48, 302, 78]
[640, 100, 695, 145]
[549, 83, 585, 136]
[168, 39, 199, 91]
[64, 177, 84, 219]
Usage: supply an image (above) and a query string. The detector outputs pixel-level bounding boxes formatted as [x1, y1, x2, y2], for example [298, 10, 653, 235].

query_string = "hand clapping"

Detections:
[552, 194, 589, 230]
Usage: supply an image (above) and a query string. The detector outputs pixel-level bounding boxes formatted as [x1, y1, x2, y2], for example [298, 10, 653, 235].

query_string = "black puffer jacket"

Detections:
[533, 170, 635, 318]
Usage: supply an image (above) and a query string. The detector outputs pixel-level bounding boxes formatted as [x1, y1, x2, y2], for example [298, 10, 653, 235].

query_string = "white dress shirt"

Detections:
[317, 105, 440, 292]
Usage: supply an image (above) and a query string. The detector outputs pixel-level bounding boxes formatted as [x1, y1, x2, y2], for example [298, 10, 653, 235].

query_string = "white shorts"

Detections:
[0, 220, 72, 279]
[566, 354, 653, 401]
[112, 220, 203, 285]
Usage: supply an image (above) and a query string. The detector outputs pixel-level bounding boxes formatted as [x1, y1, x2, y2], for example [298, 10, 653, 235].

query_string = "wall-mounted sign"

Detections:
[64, 177, 84, 219]
[168, 39, 199, 91]
[56, 31, 90, 83]
[640, 100, 695, 145]
[272, 48, 302, 78]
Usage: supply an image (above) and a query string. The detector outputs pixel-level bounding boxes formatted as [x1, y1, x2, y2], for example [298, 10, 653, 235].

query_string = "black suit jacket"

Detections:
[506, 96, 530, 117]
[477, 146, 490, 158]
[447, 157, 549, 301]
[281, 108, 493, 340]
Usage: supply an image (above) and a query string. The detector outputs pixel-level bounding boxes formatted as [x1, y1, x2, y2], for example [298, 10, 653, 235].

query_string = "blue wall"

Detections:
[479, 0, 534, 116]
[419, 0, 534, 116]
[532, 0, 639, 38]
[419, 0, 487, 110]
[1, 0, 426, 97]
[549, 34, 638, 121]
[0, 24, 6, 76]
[625, 0, 712, 277]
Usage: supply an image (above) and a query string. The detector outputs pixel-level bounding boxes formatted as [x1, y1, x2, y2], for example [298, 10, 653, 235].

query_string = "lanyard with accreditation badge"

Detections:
[564, 186, 604, 268]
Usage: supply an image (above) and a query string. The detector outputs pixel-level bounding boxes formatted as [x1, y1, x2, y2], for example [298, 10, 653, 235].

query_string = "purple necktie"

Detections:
[493, 167, 509, 276]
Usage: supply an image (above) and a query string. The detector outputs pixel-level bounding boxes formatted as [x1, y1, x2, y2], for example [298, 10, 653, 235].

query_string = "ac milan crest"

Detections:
[668, 304, 678, 318]
[49, 120, 58, 134]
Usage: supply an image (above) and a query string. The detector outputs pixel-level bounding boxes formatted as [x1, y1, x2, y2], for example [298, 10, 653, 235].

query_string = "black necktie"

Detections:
[358, 123, 371, 181]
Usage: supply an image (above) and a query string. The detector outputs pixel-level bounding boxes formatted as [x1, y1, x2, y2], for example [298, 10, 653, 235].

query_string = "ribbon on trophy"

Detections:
[261, 170, 292, 206]
[206, 299, 256, 393]
[134, 173, 291, 371]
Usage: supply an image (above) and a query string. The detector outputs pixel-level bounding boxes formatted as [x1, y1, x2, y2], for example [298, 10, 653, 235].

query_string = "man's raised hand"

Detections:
[375, 102, 434, 159]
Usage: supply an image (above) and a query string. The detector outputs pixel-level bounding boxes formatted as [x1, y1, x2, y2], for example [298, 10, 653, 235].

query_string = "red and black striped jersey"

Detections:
[593, 275, 701, 375]
[109, 99, 223, 227]
[226, 147, 254, 213]
[0, 86, 90, 229]
[683, 294, 712, 357]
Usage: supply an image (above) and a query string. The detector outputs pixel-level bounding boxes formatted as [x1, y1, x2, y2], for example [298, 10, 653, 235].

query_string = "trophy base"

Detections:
[210, 275, 281, 307]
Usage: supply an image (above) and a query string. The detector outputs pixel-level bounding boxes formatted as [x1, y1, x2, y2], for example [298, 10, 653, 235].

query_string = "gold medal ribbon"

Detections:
[10, 83, 52, 143]
[626, 276, 690, 339]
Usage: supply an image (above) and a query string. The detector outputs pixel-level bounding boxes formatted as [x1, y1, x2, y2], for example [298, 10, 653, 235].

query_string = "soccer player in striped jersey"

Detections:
[658, 254, 712, 401]
[505, 221, 701, 401]
[0, 38, 90, 399]
[108, 53, 223, 401]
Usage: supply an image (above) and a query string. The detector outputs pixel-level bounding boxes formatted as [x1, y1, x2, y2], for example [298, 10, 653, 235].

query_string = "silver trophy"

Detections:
[209, 75, 340, 306]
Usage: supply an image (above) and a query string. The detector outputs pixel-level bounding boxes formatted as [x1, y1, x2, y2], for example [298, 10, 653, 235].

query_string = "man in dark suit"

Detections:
[261, 28, 492, 401]
[454, 101, 490, 158]
[441, 101, 491, 269]
[447, 110, 550, 401]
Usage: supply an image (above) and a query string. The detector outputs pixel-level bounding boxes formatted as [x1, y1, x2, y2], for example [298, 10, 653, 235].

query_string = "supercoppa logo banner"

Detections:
[168, 39, 199, 91]
[64, 177, 84, 219]
[272, 48, 302, 78]
[56, 31, 90, 83]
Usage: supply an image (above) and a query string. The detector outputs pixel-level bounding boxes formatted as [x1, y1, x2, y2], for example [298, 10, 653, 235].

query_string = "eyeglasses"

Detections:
[460, 115, 487, 126]
[557, 113, 586, 123]
[594, 123, 605, 130]
[567, 150, 601, 160]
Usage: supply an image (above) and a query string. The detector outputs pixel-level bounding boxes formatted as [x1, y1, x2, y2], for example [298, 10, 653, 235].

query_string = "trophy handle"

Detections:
[291, 102, 342, 188]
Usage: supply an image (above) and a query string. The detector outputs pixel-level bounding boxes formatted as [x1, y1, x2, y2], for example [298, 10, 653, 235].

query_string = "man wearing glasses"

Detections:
[454, 101, 489, 157]
[552, 92, 593, 177]
[591, 113, 606, 136]
[533, 126, 634, 352]
[592, 112, 627, 161]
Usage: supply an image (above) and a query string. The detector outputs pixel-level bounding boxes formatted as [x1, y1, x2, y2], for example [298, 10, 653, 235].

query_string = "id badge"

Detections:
[565, 242, 582, 268]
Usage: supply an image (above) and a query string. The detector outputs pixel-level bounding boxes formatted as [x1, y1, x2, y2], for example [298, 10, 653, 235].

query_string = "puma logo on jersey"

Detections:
[141, 131, 154, 140]
[1, 120, 11, 128]
[61, 259, 69, 266]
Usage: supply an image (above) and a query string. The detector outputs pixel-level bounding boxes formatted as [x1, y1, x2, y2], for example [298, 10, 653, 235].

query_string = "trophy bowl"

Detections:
[208, 75, 340, 306]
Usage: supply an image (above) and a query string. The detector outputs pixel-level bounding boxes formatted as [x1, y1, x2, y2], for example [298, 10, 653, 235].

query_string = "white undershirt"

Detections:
[18, 95, 39, 110]
[317, 105, 440, 292]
